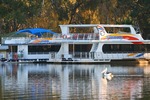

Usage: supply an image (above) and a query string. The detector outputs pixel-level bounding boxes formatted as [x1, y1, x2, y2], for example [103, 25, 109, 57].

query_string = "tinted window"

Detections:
[102, 44, 150, 53]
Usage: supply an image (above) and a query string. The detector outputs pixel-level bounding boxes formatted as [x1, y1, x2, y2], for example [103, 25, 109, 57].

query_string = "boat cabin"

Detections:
[1, 24, 150, 63]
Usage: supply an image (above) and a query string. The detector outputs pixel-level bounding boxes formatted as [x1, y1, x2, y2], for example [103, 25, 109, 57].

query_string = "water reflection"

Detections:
[0, 63, 150, 100]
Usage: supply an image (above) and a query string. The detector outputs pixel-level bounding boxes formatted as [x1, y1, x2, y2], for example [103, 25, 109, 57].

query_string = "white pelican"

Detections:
[101, 68, 113, 80]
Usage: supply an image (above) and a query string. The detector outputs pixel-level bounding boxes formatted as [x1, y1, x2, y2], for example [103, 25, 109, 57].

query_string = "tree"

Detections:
[130, 0, 150, 39]
[0, 0, 44, 33]
[0, 0, 149, 39]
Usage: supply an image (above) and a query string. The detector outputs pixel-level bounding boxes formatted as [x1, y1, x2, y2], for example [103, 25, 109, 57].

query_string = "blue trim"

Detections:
[136, 53, 144, 57]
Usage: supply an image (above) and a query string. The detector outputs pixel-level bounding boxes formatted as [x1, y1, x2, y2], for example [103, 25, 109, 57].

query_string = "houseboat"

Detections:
[1, 24, 150, 64]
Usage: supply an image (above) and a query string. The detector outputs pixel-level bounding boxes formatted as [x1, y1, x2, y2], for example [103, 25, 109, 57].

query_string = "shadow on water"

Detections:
[0, 62, 150, 100]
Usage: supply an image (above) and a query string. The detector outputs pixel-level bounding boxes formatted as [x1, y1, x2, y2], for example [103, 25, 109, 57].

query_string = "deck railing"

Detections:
[4, 51, 150, 61]
[49, 52, 150, 60]
[28, 52, 50, 54]
[54, 33, 99, 40]
[1, 33, 99, 44]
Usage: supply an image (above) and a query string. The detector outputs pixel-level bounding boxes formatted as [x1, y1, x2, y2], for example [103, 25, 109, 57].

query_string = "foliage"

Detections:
[130, 0, 150, 39]
[0, 0, 149, 39]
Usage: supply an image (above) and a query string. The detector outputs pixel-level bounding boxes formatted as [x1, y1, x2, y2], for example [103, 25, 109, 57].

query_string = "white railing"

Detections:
[54, 33, 99, 40]
[5, 52, 150, 61]
[1, 37, 31, 44]
[49, 52, 148, 60]
[1, 33, 99, 44]
[28, 52, 50, 54]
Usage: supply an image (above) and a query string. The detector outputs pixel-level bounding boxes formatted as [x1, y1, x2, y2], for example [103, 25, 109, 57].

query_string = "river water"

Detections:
[0, 63, 150, 100]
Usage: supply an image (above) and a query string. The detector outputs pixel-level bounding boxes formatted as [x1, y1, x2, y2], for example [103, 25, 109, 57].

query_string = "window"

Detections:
[102, 44, 149, 53]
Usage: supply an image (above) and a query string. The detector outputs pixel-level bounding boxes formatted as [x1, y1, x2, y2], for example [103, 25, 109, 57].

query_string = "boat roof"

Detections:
[16, 28, 56, 37]
[59, 24, 133, 27]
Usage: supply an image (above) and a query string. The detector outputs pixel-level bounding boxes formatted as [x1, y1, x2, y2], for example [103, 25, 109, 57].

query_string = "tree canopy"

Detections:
[0, 0, 149, 39]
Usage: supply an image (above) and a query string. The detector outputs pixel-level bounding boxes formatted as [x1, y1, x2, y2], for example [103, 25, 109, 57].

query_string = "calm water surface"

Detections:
[0, 63, 150, 100]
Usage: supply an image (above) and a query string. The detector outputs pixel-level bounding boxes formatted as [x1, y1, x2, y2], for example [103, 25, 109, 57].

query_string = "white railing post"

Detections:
[89, 52, 91, 59]
[80, 52, 82, 59]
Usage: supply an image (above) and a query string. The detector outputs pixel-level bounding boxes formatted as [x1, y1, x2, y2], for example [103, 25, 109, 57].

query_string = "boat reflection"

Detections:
[0, 63, 147, 99]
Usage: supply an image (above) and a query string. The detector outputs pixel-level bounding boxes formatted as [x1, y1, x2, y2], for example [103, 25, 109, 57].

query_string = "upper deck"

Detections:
[59, 24, 137, 34]
[1, 24, 150, 45]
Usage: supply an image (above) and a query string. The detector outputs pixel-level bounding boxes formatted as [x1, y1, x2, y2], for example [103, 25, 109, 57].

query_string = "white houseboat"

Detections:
[1, 24, 150, 63]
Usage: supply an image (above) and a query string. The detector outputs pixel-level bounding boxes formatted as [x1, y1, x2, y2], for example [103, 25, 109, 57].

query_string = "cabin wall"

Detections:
[57, 43, 72, 59]
[17, 45, 28, 59]
[26, 54, 50, 60]
[0, 51, 7, 58]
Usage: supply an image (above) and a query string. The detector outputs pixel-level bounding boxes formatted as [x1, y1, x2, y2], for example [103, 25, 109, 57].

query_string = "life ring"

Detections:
[62, 35, 67, 39]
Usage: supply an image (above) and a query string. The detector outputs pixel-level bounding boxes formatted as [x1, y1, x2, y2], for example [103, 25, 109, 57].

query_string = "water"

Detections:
[0, 63, 150, 100]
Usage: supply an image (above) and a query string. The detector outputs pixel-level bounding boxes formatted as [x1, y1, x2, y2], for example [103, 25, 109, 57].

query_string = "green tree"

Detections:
[130, 0, 150, 39]
[0, 0, 149, 39]
[0, 0, 44, 33]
